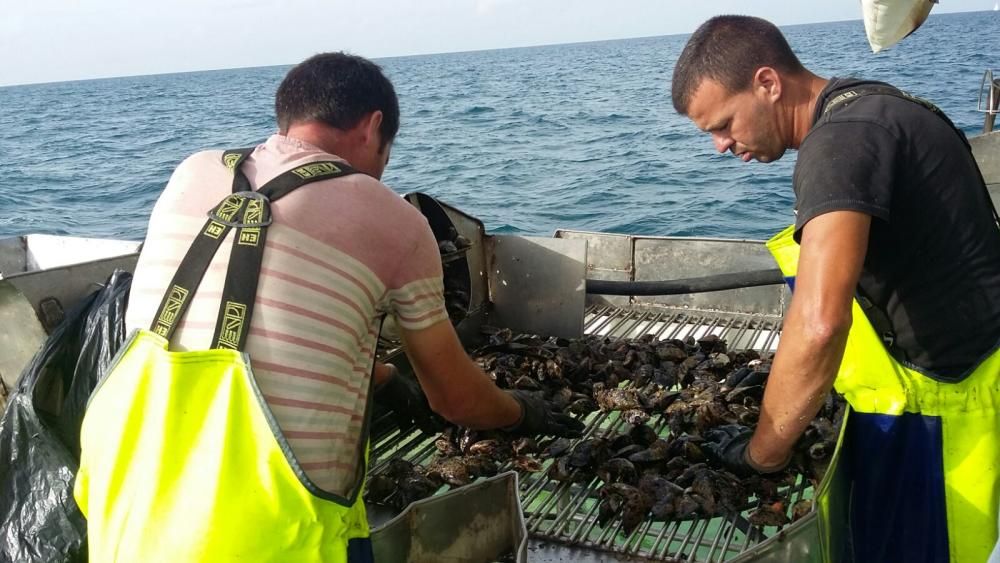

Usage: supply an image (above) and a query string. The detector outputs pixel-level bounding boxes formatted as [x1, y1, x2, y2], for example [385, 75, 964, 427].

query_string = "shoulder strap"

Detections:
[150, 150, 359, 350]
[822, 84, 1000, 229]
[223, 148, 255, 193]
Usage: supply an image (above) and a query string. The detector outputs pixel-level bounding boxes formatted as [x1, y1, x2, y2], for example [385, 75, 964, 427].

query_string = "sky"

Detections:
[0, 0, 990, 87]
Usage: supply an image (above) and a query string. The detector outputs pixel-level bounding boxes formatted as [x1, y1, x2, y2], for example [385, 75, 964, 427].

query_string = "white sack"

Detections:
[861, 0, 938, 52]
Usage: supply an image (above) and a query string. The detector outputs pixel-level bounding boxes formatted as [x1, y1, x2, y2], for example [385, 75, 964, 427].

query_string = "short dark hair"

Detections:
[671, 16, 805, 115]
[275, 52, 400, 150]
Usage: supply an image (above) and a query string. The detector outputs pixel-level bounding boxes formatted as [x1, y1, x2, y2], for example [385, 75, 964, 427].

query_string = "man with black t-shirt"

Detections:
[671, 15, 1000, 563]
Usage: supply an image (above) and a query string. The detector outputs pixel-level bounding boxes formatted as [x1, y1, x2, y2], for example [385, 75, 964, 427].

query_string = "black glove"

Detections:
[702, 425, 788, 477]
[374, 366, 446, 434]
[504, 390, 585, 438]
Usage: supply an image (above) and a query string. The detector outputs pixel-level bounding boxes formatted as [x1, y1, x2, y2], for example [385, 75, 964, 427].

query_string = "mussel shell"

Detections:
[627, 439, 670, 463]
[596, 458, 638, 485]
[569, 438, 610, 469]
[513, 375, 542, 390]
[386, 459, 417, 479]
[622, 409, 651, 426]
[426, 457, 472, 487]
[512, 436, 540, 456]
[608, 433, 634, 451]
[366, 474, 397, 503]
[629, 424, 659, 447]
[655, 344, 688, 363]
[567, 397, 598, 415]
[748, 503, 790, 527]
[539, 437, 572, 459]
[513, 455, 544, 473]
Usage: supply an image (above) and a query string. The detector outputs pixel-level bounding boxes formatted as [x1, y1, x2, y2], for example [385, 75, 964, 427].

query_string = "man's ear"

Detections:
[362, 110, 384, 147]
[754, 67, 782, 103]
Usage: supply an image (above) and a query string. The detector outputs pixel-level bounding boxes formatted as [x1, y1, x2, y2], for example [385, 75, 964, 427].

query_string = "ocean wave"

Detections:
[462, 105, 496, 115]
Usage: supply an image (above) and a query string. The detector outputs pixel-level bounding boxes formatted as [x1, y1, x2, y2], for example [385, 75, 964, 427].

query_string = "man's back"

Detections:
[126, 134, 448, 495]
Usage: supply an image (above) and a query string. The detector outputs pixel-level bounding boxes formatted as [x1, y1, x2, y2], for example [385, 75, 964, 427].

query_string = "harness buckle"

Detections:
[882, 332, 896, 348]
[207, 191, 273, 228]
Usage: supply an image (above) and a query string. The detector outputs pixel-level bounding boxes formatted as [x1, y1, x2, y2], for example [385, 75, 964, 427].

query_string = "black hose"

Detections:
[586, 269, 786, 296]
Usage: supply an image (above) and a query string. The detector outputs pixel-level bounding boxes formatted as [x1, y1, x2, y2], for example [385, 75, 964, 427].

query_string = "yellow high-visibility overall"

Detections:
[75, 150, 376, 562]
[769, 226, 1000, 562]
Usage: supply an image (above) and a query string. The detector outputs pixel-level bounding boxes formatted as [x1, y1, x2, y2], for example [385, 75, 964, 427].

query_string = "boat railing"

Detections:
[978, 69, 1000, 133]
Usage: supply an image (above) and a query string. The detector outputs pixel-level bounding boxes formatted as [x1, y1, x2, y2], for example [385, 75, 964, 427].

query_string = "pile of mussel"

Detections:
[366, 327, 844, 534]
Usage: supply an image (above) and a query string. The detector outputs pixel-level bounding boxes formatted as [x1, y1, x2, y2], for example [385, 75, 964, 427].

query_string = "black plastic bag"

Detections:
[0, 269, 131, 563]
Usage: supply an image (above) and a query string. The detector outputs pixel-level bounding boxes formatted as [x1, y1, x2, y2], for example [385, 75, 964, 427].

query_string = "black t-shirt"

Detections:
[794, 77, 1000, 380]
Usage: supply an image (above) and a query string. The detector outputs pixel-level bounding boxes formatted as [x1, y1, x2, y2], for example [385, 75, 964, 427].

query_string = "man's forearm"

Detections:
[748, 211, 868, 469]
[428, 355, 522, 430]
[748, 311, 850, 468]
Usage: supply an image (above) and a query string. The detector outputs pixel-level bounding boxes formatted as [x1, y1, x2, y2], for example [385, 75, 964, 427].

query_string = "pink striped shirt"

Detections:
[126, 134, 449, 495]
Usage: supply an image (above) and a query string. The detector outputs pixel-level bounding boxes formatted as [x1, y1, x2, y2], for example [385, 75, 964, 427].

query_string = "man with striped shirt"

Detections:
[113, 53, 582, 560]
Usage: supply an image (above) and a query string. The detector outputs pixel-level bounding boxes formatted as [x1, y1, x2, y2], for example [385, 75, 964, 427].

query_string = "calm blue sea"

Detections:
[1, 11, 997, 241]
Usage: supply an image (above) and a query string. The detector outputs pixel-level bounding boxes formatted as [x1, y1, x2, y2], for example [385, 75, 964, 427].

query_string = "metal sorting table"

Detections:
[368, 304, 817, 562]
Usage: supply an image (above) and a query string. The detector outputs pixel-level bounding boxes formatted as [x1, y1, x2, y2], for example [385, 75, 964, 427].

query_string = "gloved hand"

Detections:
[504, 390, 585, 438]
[374, 365, 446, 434]
[702, 425, 789, 477]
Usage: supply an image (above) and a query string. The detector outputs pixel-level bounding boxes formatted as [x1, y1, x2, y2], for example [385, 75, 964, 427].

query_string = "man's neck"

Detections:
[283, 122, 347, 158]
[785, 73, 829, 149]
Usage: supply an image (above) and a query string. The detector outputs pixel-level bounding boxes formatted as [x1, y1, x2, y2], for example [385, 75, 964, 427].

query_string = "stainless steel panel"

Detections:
[7, 254, 139, 318]
[971, 130, 1000, 186]
[555, 229, 633, 271]
[632, 237, 786, 317]
[0, 280, 47, 402]
[23, 235, 140, 272]
[370, 471, 528, 563]
[554, 230, 788, 318]
[487, 235, 587, 339]
[555, 230, 632, 308]
[0, 236, 27, 277]
[988, 184, 1000, 211]
[581, 269, 632, 309]
[727, 514, 823, 563]
[0, 248, 139, 402]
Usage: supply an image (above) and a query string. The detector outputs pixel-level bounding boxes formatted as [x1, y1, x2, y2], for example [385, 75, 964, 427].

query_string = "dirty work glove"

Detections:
[374, 365, 446, 434]
[702, 425, 789, 477]
[504, 390, 585, 439]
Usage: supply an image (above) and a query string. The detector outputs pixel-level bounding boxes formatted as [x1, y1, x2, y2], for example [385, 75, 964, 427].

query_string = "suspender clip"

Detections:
[207, 191, 273, 228]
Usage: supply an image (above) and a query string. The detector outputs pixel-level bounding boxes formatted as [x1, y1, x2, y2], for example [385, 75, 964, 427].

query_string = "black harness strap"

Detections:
[150, 151, 359, 351]
[209, 192, 270, 350]
[223, 148, 255, 194]
[150, 193, 249, 341]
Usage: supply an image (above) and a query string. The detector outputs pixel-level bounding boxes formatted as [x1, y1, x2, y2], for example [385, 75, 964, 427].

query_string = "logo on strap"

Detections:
[824, 90, 860, 114]
[204, 195, 246, 238]
[291, 162, 342, 179]
[217, 301, 247, 349]
[238, 199, 264, 246]
[223, 153, 243, 170]
[203, 221, 226, 239]
[154, 285, 190, 337]
[216, 195, 243, 221]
